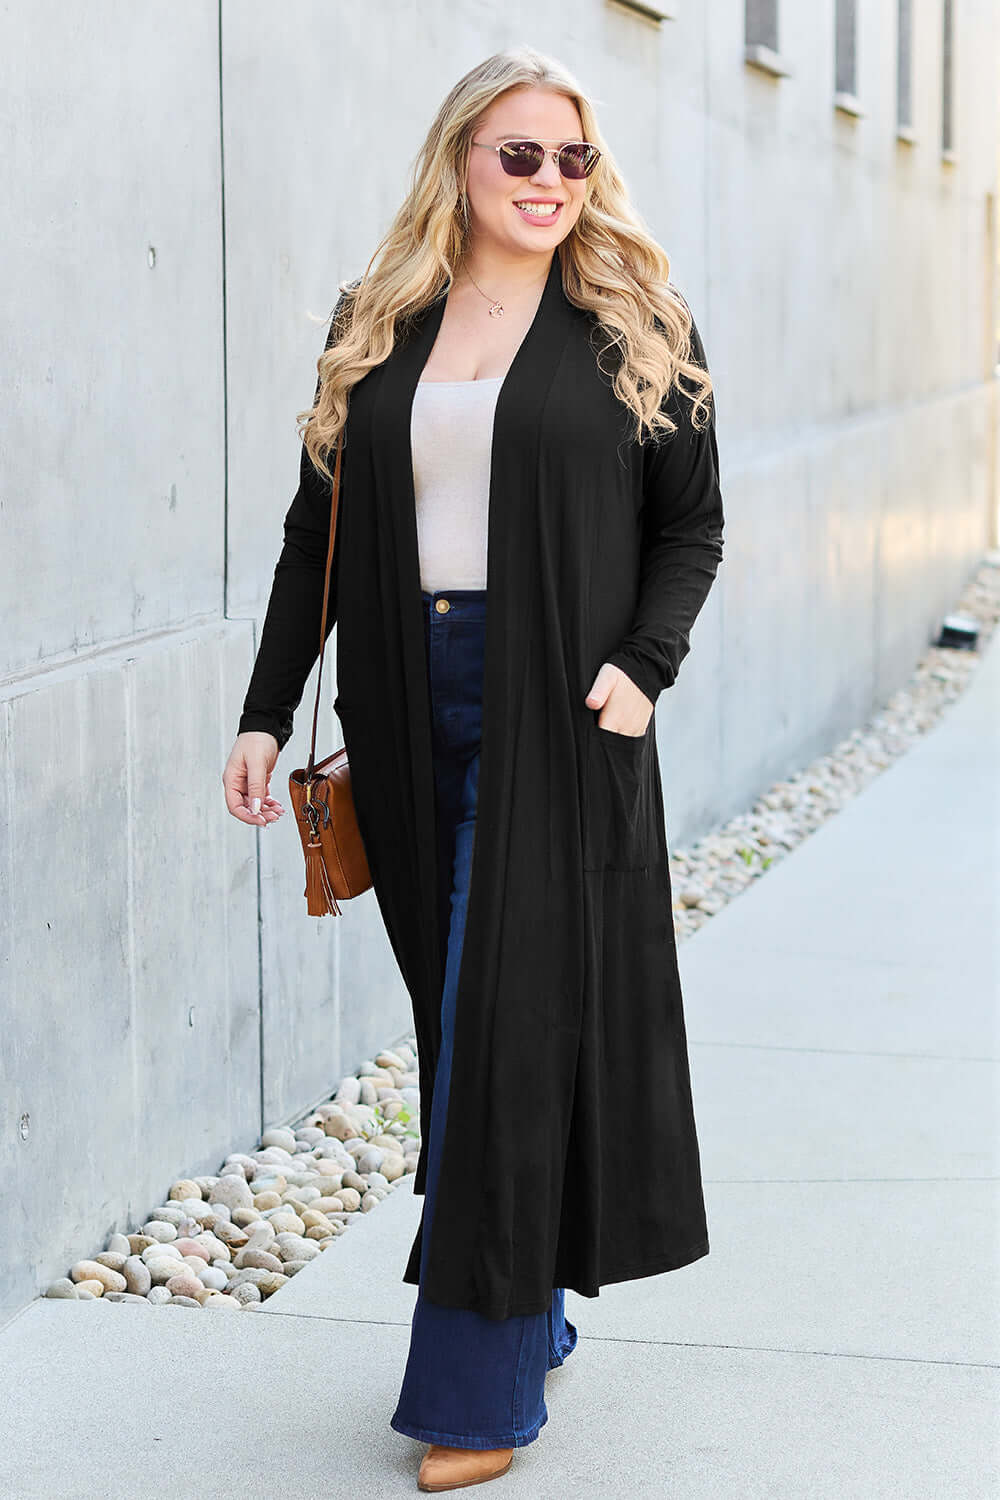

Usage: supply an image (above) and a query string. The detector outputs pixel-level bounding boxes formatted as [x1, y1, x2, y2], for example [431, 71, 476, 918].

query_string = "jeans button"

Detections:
[435, 597, 451, 613]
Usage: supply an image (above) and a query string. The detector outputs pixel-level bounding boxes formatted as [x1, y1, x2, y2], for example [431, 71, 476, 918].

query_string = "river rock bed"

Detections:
[45, 1043, 423, 1310]
[46, 555, 999, 1308]
[670, 551, 1000, 938]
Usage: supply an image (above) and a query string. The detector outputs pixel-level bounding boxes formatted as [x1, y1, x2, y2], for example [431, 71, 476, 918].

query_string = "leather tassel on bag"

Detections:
[304, 836, 341, 917]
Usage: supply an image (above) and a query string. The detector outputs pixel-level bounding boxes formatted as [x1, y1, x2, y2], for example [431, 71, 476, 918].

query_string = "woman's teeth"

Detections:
[514, 201, 560, 217]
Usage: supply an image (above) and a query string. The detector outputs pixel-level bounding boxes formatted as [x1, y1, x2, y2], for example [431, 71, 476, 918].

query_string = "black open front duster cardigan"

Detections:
[239, 249, 725, 1319]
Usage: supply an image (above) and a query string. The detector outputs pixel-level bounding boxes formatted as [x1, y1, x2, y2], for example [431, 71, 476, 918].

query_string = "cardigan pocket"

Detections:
[583, 722, 653, 871]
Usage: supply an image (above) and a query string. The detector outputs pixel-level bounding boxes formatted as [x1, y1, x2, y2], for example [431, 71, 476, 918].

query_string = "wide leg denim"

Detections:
[390, 588, 578, 1450]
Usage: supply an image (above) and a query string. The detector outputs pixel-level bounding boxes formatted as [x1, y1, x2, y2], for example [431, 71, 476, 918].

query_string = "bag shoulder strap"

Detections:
[302, 277, 363, 779]
[305, 433, 343, 779]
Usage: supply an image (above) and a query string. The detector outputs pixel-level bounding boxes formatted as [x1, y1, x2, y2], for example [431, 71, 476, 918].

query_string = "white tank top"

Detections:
[410, 376, 503, 592]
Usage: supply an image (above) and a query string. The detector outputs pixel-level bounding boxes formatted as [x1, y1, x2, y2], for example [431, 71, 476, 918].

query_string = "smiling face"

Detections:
[463, 85, 590, 260]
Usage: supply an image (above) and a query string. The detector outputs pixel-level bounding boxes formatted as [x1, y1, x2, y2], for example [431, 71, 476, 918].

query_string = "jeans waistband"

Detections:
[421, 588, 488, 622]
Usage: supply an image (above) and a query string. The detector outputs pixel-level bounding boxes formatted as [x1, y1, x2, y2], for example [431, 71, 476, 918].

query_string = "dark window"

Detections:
[897, 0, 913, 129]
[835, 0, 857, 97]
[942, 0, 955, 151]
[746, 0, 779, 52]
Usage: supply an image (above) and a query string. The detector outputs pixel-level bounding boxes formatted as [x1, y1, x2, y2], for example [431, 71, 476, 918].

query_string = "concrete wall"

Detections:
[2, 0, 997, 1323]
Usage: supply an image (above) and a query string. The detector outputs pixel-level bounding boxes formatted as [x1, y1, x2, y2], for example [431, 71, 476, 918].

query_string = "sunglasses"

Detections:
[471, 138, 601, 180]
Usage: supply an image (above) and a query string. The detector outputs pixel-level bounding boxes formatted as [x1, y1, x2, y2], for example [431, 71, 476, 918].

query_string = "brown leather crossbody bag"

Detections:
[287, 433, 373, 916]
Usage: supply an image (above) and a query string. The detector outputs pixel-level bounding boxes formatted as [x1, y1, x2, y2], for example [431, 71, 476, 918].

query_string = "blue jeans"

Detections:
[390, 588, 578, 1450]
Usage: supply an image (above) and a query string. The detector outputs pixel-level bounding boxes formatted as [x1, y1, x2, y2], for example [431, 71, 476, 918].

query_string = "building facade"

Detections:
[1, 0, 997, 1321]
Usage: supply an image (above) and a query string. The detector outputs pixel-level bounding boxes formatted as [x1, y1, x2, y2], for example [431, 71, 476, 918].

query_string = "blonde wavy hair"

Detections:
[299, 45, 713, 482]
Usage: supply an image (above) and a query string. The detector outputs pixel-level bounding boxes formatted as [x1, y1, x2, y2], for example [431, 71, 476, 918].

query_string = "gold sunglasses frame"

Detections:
[470, 138, 602, 178]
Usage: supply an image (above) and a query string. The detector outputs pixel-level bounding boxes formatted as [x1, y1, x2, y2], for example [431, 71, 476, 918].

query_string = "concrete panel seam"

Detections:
[724, 378, 995, 473]
[0, 616, 248, 701]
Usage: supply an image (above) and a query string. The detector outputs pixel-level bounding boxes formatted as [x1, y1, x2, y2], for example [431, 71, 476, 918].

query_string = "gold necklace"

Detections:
[463, 266, 504, 317]
[461, 264, 549, 319]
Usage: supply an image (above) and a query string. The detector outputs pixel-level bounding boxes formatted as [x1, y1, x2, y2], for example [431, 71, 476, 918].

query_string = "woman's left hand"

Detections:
[585, 662, 654, 736]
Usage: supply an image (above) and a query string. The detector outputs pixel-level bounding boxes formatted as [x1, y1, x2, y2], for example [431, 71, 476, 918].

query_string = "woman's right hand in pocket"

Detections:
[223, 731, 284, 827]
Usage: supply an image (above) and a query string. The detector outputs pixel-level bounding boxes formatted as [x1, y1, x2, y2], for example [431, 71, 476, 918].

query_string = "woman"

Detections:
[223, 46, 724, 1493]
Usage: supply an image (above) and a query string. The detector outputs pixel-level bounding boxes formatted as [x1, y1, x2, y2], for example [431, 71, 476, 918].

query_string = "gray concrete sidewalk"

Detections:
[2, 632, 997, 1499]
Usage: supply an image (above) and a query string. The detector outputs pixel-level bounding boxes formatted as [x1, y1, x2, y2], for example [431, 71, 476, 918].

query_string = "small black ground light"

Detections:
[934, 612, 980, 651]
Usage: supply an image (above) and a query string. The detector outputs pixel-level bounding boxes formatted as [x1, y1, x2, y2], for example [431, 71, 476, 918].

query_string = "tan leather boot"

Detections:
[417, 1443, 514, 1492]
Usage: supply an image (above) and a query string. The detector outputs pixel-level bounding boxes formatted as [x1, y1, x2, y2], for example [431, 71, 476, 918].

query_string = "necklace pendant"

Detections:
[488, 300, 504, 317]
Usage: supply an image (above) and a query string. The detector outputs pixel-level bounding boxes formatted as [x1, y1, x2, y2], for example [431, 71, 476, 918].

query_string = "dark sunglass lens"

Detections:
[499, 140, 545, 176]
[558, 143, 598, 178]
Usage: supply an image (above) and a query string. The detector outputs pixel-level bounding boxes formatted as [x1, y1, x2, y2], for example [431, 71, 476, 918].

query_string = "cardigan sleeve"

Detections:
[236, 284, 356, 751]
[602, 309, 725, 709]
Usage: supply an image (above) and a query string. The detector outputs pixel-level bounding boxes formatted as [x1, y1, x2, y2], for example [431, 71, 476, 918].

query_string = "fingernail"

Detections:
[251, 797, 261, 814]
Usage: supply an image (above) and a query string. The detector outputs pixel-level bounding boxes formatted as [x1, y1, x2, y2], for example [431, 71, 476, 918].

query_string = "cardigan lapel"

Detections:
[368, 295, 448, 1011]
[462, 251, 579, 999]
[367, 251, 578, 1027]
